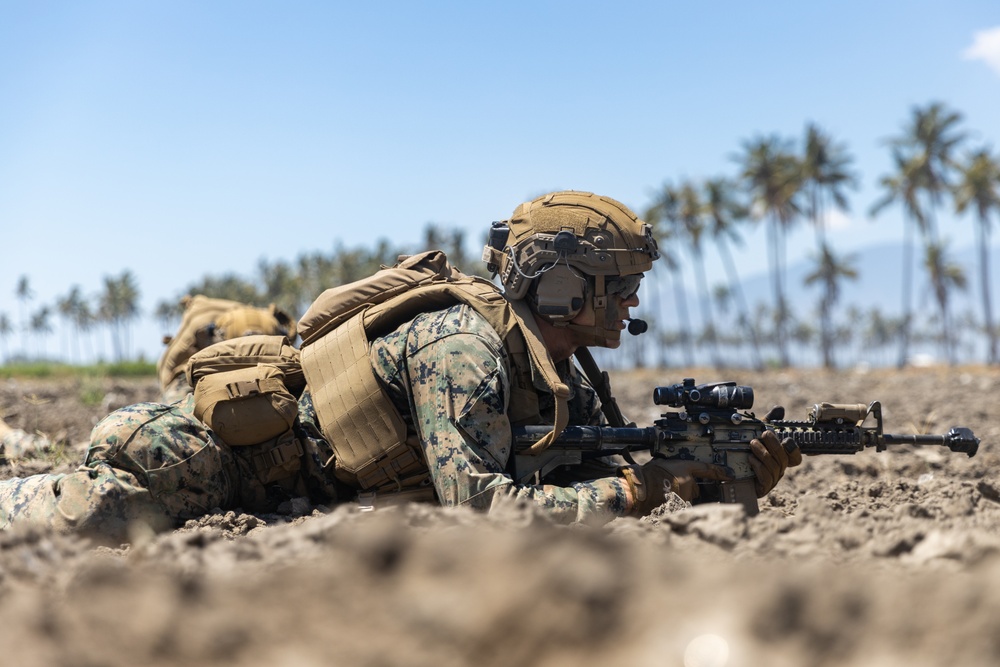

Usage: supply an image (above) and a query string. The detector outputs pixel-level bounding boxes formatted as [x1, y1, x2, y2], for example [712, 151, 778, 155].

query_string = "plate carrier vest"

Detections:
[297, 250, 570, 494]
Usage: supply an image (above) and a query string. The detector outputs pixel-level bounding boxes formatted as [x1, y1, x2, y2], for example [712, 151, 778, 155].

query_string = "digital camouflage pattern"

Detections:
[0, 397, 231, 544]
[0, 395, 341, 546]
[160, 373, 193, 404]
[371, 303, 632, 524]
[0, 303, 630, 544]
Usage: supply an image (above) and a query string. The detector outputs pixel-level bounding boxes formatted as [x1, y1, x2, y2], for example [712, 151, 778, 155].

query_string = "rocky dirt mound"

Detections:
[0, 366, 998, 667]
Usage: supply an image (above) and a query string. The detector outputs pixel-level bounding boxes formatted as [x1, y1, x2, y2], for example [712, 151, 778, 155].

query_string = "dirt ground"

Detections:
[0, 366, 998, 667]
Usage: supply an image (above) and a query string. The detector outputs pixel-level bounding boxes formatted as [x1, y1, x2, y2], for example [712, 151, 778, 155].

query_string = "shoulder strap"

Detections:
[506, 299, 569, 454]
[573, 347, 632, 428]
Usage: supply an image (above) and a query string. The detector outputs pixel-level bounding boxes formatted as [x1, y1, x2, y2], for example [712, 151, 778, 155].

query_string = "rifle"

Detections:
[513, 377, 980, 515]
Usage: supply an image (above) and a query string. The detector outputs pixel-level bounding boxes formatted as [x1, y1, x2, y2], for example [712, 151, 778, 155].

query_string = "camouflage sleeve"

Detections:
[400, 323, 632, 525]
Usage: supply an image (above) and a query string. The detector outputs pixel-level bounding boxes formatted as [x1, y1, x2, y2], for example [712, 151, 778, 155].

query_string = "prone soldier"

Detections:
[0, 191, 800, 545]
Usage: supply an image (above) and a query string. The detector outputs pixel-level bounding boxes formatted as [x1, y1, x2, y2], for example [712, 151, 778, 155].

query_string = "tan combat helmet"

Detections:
[215, 304, 297, 341]
[482, 190, 659, 347]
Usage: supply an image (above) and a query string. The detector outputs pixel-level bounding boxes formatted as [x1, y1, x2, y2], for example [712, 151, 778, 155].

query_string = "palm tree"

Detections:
[154, 299, 182, 334]
[863, 307, 900, 368]
[184, 274, 261, 304]
[29, 306, 53, 359]
[737, 135, 803, 367]
[258, 258, 302, 316]
[839, 305, 864, 366]
[802, 123, 858, 245]
[893, 103, 967, 365]
[15, 275, 33, 357]
[804, 243, 859, 368]
[870, 150, 928, 368]
[645, 185, 695, 366]
[0, 313, 12, 363]
[99, 271, 141, 361]
[890, 102, 966, 244]
[703, 177, 762, 370]
[923, 241, 967, 364]
[56, 286, 87, 363]
[953, 147, 1000, 364]
[801, 124, 859, 366]
[72, 297, 96, 364]
[675, 180, 722, 367]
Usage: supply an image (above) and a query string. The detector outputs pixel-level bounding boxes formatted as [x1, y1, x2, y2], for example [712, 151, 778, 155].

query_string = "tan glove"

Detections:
[748, 426, 803, 498]
[619, 458, 734, 516]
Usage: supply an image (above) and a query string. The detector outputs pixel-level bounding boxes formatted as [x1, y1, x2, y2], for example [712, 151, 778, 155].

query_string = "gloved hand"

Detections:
[619, 457, 734, 516]
[750, 406, 803, 497]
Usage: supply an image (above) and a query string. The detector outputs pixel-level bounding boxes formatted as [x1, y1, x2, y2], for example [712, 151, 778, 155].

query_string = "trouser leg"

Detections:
[0, 463, 175, 545]
[0, 397, 238, 545]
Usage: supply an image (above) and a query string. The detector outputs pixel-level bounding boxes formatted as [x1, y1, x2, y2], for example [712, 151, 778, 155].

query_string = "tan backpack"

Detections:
[297, 251, 461, 345]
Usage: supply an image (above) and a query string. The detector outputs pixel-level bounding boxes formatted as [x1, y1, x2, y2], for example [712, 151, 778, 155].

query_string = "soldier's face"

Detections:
[569, 291, 641, 349]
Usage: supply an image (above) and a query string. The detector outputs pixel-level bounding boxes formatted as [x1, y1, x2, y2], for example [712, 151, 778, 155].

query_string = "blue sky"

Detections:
[2, 1, 999, 361]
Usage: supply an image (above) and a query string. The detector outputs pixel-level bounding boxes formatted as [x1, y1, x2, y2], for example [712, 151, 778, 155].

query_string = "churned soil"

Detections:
[0, 366, 998, 667]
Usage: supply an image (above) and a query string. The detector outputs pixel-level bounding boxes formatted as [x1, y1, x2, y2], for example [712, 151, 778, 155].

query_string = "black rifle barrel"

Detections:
[513, 425, 658, 451]
[885, 427, 979, 456]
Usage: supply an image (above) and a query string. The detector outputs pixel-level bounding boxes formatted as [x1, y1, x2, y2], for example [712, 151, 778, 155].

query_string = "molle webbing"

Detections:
[299, 314, 411, 489]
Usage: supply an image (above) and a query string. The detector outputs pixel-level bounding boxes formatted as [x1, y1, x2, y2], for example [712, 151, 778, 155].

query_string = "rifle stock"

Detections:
[513, 378, 980, 516]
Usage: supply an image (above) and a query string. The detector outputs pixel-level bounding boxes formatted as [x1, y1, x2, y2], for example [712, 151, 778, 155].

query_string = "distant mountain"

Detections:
[743, 241, 999, 318]
[648, 240, 1000, 321]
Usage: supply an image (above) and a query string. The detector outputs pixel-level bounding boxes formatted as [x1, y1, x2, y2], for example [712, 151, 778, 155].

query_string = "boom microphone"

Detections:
[626, 318, 648, 335]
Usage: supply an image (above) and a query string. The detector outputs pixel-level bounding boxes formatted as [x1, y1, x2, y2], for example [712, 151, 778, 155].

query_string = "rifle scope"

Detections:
[653, 379, 754, 410]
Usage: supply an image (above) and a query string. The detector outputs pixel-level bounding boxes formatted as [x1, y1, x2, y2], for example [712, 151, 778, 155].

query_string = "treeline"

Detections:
[0, 225, 476, 365]
[3, 101, 998, 369]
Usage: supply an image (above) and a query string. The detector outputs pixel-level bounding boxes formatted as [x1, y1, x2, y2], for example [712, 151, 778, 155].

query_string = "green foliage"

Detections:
[77, 375, 107, 407]
[0, 360, 156, 380]
[97, 360, 157, 377]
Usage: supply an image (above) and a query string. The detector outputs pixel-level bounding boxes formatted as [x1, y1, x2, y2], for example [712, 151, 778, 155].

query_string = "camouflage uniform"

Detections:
[0, 303, 628, 544]
[0, 395, 339, 545]
[371, 303, 631, 524]
[159, 373, 194, 404]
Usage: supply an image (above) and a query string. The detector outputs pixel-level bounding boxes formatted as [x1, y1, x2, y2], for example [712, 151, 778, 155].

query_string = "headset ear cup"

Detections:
[531, 265, 586, 322]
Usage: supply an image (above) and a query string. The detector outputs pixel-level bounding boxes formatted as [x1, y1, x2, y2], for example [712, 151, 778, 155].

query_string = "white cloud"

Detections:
[962, 26, 1000, 76]
[824, 209, 853, 231]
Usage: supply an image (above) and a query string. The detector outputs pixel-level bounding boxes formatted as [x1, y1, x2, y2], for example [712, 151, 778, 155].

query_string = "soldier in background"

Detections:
[157, 295, 297, 402]
[0, 296, 296, 462]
